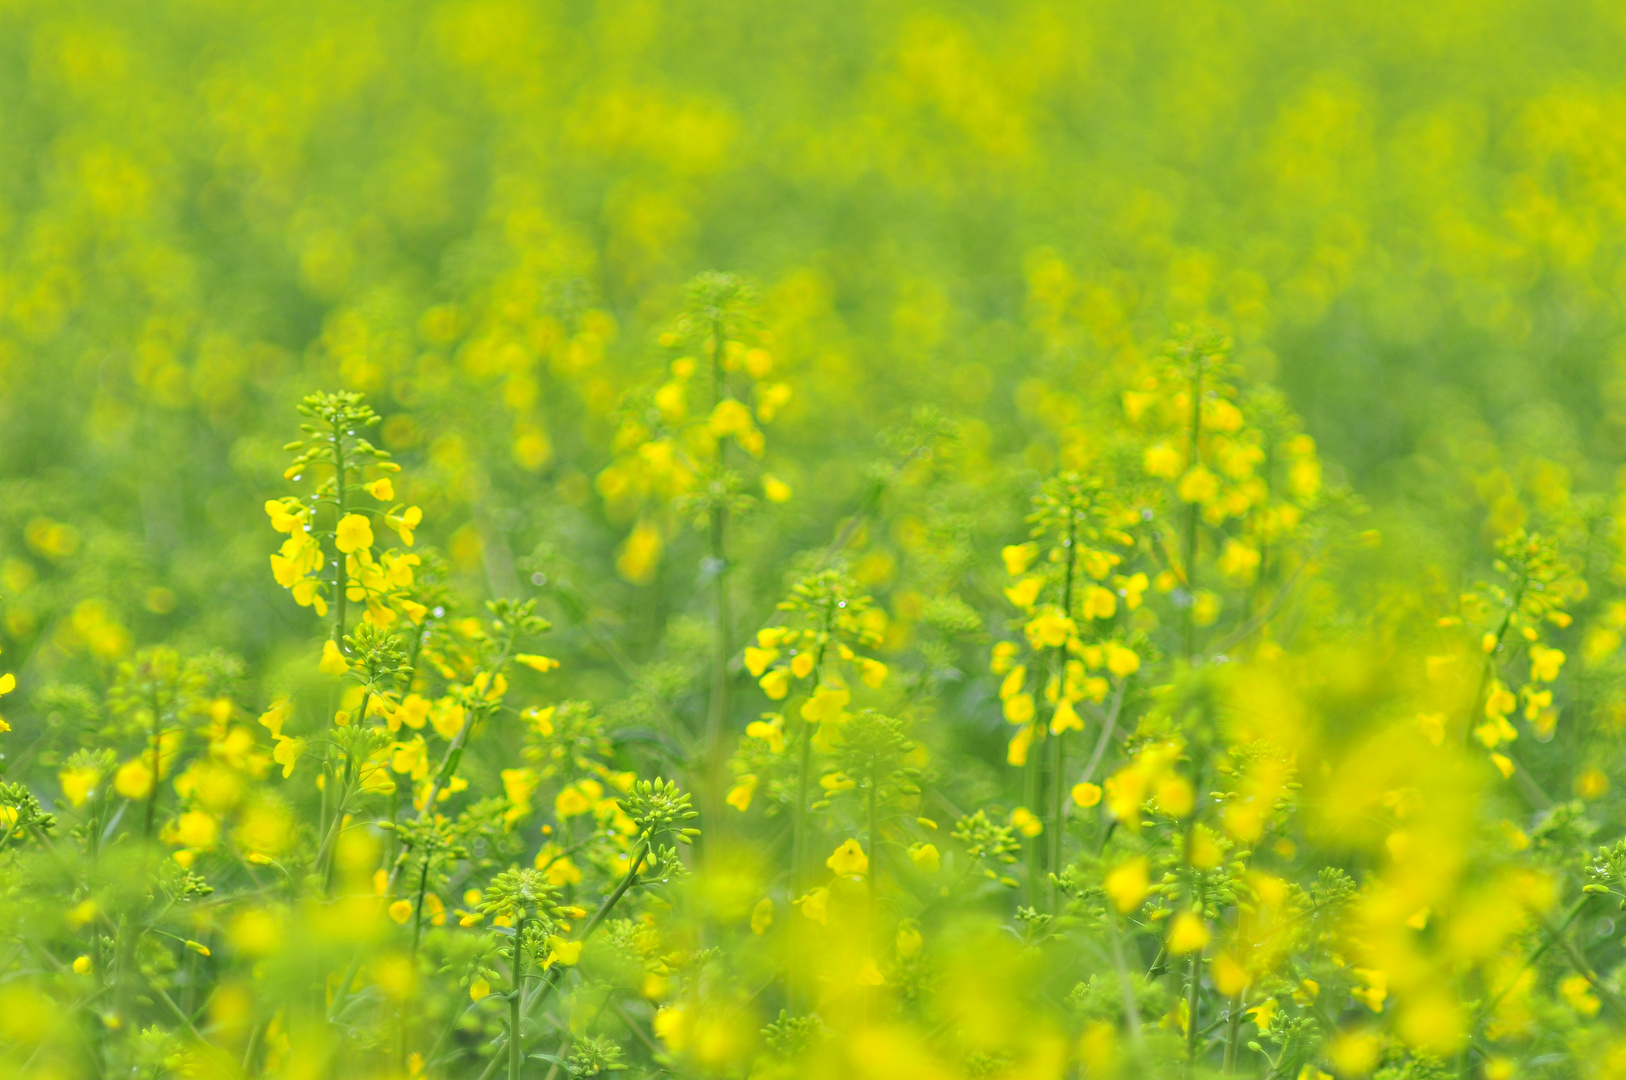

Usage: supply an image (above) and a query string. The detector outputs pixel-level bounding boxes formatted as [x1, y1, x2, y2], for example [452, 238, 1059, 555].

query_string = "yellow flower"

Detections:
[319, 639, 349, 675]
[1167, 911, 1210, 954]
[1007, 723, 1035, 766]
[820, 771, 856, 793]
[1212, 953, 1250, 997]
[1104, 857, 1150, 913]
[173, 810, 218, 850]
[762, 474, 793, 503]
[264, 499, 306, 533]
[1177, 465, 1220, 503]
[743, 646, 779, 677]
[1560, 974, 1601, 1017]
[258, 698, 291, 740]
[0, 673, 15, 696]
[114, 758, 154, 800]
[1002, 692, 1035, 724]
[1104, 643, 1140, 677]
[545, 939, 582, 968]
[1144, 442, 1184, 478]
[469, 978, 490, 1001]
[334, 513, 374, 553]
[1115, 572, 1148, 610]
[388, 900, 414, 924]
[1577, 767, 1610, 799]
[826, 839, 868, 877]
[1004, 576, 1043, 610]
[271, 736, 305, 778]
[1010, 807, 1042, 837]
[653, 1005, 690, 1050]
[1072, 782, 1102, 808]
[801, 686, 850, 724]
[1352, 967, 1387, 1012]
[746, 715, 785, 752]
[990, 641, 1020, 674]
[59, 766, 101, 808]
[1155, 775, 1195, 818]
[709, 398, 755, 436]
[1050, 697, 1083, 734]
[1073, 550, 1113, 583]
[858, 658, 888, 688]
[291, 578, 328, 616]
[386, 506, 423, 547]
[751, 898, 774, 935]
[1025, 608, 1075, 649]
[908, 843, 940, 874]
[755, 380, 791, 420]
[759, 668, 791, 700]
[1082, 586, 1117, 620]
[1218, 539, 1261, 582]
[794, 888, 829, 924]
[515, 653, 559, 673]
[365, 478, 394, 501]
[72, 955, 91, 975]
[1002, 542, 1039, 576]
[726, 775, 757, 811]
[1530, 644, 1565, 682]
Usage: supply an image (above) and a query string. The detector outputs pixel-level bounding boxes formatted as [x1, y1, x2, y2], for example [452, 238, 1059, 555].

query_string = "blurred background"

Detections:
[0, 0, 1619, 706]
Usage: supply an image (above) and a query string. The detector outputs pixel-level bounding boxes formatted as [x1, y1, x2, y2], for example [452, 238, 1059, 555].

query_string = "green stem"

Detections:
[386, 638, 517, 891]
[510, 913, 526, 1080]
[1222, 994, 1242, 1072]
[1546, 906, 1626, 1019]
[704, 312, 733, 847]
[790, 670, 820, 897]
[1049, 730, 1065, 909]
[1023, 732, 1040, 906]
[867, 758, 879, 944]
[144, 689, 163, 840]
[1183, 351, 1202, 660]
[332, 416, 350, 644]
[1185, 945, 1202, 1064]
[412, 851, 431, 959]
[1479, 893, 1591, 1020]
[705, 502, 730, 824]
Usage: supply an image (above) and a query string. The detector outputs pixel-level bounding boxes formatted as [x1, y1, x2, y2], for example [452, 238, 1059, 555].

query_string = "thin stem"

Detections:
[1222, 993, 1242, 1073]
[1546, 907, 1626, 1019]
[412, 852, 431, 959]
[1479, 893, 1591, 1020]
[510, 913, 526, 1080]
[867, 758, 879, 944]
[1183, 351, 1203, 660]
[1049, 506, 1078, 908]
[790, 647, 827, 900]
[332, 417, 350, 644]
[1023, 730, 1040, 906]
[704, 312, 733, 845]
[144, 688, 163, 841]
[474, 843, 658, 1078]
[1185, 947, 1203, 1065]
[387, 640, 516, 891]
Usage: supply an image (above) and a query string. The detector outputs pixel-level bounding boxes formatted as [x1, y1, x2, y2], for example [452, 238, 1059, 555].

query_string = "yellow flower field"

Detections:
[0, 1, 1623, 1077]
